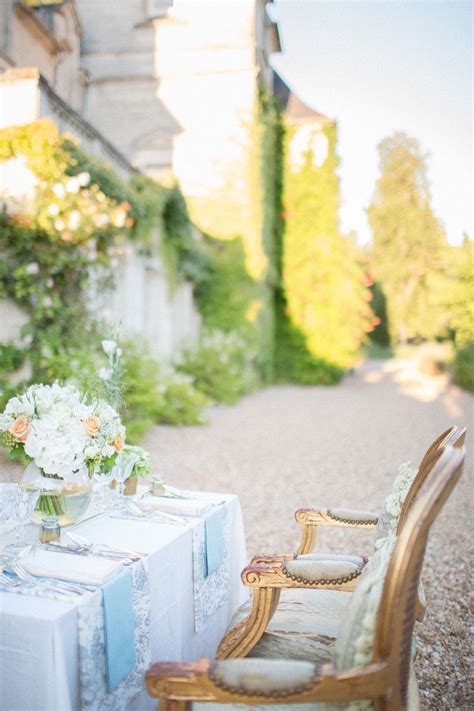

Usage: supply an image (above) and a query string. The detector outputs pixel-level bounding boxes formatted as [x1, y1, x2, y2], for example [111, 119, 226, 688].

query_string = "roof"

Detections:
[272, 70, 332, 126]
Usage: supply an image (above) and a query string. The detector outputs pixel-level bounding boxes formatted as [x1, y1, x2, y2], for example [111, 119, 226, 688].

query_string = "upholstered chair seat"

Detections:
[229, 587, 352, 662]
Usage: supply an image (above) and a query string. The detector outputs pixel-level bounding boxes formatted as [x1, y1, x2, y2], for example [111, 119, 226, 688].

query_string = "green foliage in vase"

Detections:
[368, 132, 448, 344]
[177, 329, 258, 405]
[276, 121, 373, 378]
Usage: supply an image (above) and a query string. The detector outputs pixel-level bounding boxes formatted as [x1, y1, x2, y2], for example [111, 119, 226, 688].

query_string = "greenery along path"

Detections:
[144, 358, 473, 710]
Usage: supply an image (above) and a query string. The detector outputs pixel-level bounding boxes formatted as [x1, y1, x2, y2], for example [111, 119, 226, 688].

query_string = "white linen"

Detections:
[20, 549, 123, 585]
[0, 493, 248, 711]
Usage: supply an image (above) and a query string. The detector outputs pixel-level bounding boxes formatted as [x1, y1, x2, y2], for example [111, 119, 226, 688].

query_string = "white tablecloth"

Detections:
[0, 493, 248, 711]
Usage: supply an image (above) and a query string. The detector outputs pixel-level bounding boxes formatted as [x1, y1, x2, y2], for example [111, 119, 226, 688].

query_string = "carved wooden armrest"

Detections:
[251, 552, 295, 566]
[146, 657, 389, 707]
[242, 556, 368, 592]
[295, 507, 379, 555]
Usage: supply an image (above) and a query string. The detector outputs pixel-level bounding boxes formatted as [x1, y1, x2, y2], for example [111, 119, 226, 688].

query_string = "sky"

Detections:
[269, 0, 472, 245]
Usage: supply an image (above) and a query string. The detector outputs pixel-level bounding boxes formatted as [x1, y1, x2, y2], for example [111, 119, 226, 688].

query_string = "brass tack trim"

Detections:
[281, 558, 368, 586]
[208, 663, 317, 697]
[326, 509, 378, 525]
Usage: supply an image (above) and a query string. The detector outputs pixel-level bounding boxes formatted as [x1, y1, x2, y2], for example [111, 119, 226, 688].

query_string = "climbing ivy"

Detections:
[275, 121, 373, 379]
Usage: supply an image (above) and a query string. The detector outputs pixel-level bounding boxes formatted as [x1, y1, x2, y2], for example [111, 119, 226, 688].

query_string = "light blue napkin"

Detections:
[102, 568, 136, 692]
[203, 506, 225, 577]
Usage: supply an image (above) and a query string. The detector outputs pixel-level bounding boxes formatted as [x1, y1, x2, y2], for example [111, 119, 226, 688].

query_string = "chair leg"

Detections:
[297, 524, 317, 555]
[216, 587, 278, 659]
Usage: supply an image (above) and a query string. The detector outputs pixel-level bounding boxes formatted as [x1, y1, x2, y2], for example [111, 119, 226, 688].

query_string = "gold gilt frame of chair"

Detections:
[146, 445, 466, 711]
[261, 425, 465, 562]
[216, 426, 466, 660]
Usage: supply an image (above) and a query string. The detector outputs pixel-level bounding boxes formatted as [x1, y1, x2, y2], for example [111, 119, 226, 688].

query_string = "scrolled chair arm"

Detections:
[295, 507, 379, 555]
[241, 555, 368, 592]
[146, 657, 390, 707]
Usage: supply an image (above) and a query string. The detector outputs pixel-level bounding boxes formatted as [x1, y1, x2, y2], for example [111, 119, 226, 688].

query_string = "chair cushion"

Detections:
[227, 588, 352, 662]
[375, 461, 418, 539]
[209, 658, 317, 695]
[192, 659, 419, 711]
[326, 509, 378, 525]
[283, 555, 366, 583]
[333, 536, 394, 672]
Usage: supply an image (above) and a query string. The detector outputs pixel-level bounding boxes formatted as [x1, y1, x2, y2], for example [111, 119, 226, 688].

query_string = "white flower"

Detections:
[54, 219, 65, 231]
[111, 209, 126, 228]
[26, 262, 39, 275]
[101, 340, 117, 356]
[53, 183, 65, 199]
[65, 177, 80, 194]
[43, 296, 53, 308]
[0, 413, 13, 431]
[48, 203, 60, 216]
[99, 367, 112, 381]
[68, 210, 81, 230]
[77, 172, 90, 187]
[94, 213, 109, 227]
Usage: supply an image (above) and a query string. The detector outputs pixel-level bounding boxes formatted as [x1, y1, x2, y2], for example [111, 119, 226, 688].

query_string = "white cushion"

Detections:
[327, 509, 378, 524]
[210, 658, 316, 695]
[283, 557, 363, 582]
[333, 536, 394, 672]
[228, 588, 352, 663]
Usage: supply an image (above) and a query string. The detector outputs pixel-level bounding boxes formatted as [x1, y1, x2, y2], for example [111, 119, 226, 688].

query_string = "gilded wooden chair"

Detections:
[216, 426, 465, 660]
[146, 445, 465, 711]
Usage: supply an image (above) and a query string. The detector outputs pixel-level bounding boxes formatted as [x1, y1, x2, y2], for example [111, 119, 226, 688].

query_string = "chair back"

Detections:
[397, 426, 466, 533]
[374, 445, 465, 708]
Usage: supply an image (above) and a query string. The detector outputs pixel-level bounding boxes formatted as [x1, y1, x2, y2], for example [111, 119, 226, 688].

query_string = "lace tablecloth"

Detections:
[0, 492, 248, 711]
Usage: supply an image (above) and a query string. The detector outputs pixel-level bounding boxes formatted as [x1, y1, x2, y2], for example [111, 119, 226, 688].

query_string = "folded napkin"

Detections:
[102, 568, 136, 692]
[20, 549, 123, 585]
[203, 505, 225, 577]
[140, 495, 211, 516]
[140, 495, 225, 577]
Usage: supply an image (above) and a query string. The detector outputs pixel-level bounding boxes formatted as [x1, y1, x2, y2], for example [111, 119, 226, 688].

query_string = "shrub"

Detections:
[177, 330, 258, 404]
[452, 342, 474, 392]
[121, 343, 209, 442]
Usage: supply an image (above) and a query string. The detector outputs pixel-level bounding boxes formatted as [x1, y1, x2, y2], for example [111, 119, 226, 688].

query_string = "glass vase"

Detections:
[20, 461, 93, 527]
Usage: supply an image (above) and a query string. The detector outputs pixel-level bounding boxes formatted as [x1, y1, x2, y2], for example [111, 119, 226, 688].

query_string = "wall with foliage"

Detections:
[275, 121, 373, 381]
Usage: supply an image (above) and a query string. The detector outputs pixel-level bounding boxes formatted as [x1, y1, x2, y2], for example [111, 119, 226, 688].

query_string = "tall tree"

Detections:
[368, 132, 446, 343]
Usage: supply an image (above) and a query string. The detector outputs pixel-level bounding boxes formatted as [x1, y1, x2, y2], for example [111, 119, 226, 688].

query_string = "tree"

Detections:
[368, 132, 447, 343]
[276, 122, 373, 377]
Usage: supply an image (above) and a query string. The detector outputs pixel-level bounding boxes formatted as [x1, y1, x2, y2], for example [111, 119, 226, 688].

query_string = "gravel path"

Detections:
[1, 358, 472, 708]
[142, 358, 473, 710]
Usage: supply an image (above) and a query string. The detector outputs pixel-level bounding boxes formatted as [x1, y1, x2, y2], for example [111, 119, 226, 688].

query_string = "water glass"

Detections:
[5, 487, 40, 554]
[113, 453, 139, 510]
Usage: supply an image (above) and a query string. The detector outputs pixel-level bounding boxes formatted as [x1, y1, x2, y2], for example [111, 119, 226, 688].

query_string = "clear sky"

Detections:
[269, 0, 472, 245]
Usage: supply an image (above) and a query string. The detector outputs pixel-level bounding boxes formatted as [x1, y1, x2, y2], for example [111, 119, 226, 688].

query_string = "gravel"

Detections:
[143, 358, 473, 709]
[1, 358, 472, 708]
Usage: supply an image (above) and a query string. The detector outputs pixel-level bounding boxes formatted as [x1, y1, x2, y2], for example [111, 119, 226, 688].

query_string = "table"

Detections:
[0, 493, 248, 711]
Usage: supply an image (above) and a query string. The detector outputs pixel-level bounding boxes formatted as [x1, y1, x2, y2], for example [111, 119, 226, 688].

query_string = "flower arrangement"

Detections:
[122, 445, 151, 478]
[0, 383, 125, 478]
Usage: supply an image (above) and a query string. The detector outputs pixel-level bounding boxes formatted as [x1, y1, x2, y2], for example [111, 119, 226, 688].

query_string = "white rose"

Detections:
[101, 340, 117, 356]
[0, 413, 13, 431]
[77, 172, 90, 187]
[68, 210, 81, 230]
[66, 177, 80, 194]
[53, 183, 65, 199]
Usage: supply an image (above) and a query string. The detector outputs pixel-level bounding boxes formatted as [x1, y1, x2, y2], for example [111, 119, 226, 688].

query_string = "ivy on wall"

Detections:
[275, 121, 374, 380]
[0, 119, 209, 406]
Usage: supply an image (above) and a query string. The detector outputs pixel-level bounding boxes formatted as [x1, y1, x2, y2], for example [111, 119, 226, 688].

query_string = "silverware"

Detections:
[65, 531, 143, 561]
[11, 563, 93, 595]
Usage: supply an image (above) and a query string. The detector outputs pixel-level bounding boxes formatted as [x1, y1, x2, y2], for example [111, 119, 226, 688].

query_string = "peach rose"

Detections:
[83, 416, 100, 437]
[9, 416, 31, 443]
[113, 435, 125, 453]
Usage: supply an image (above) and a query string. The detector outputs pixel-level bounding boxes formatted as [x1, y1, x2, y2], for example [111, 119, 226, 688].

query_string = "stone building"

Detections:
[0, 0, 281, 359]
